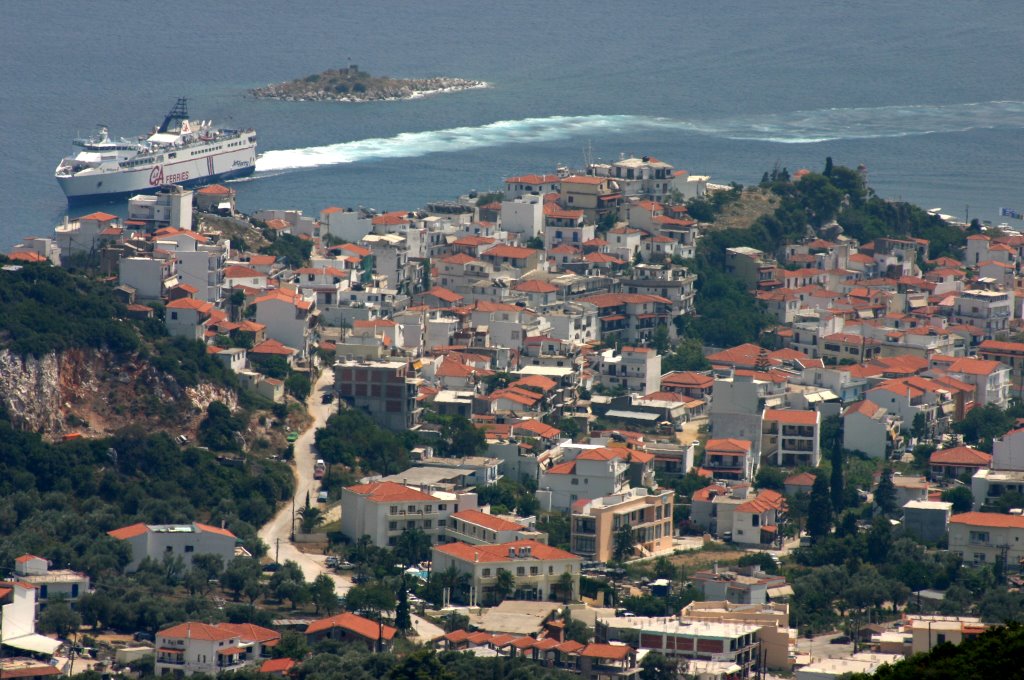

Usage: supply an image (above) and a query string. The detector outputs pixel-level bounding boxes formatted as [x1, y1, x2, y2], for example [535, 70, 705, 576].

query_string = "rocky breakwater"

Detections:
[0, 347, 235, 437]
[249, 65, 488, 103]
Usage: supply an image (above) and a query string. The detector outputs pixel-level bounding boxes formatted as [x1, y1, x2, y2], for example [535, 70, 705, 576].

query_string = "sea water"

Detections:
[2, 0, 1024, 247]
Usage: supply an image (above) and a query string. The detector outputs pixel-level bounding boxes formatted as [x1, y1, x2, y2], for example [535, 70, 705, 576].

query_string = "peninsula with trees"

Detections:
[250, 64, 487, 102]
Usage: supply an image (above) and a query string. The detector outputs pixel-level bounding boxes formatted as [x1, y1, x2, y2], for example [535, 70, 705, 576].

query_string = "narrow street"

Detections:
[258, 368, 353, 593]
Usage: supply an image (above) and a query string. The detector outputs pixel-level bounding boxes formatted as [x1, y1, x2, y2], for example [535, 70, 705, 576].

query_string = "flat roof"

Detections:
[517, 365, 576, 377]
[600, 616, 761, 638]
[604, 410, 662, 421]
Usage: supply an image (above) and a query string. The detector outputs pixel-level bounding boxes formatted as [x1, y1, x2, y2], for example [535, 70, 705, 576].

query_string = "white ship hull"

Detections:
[58, 143, 256, 203]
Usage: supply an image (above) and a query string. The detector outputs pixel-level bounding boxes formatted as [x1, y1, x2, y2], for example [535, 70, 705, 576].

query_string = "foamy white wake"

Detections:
[255, 100, 1024, 173]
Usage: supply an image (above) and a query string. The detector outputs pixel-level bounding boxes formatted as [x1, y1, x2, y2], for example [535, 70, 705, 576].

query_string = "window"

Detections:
[483, 569, 491, 577]
[390, 506, 398, 514]
[571, 478, 579, 486]
[530, 566, 539, 575]
[438, 519, 446, 527]
[184, 545, 195, 553]
[970, 531, 990, 543]
[165, 546, 173, 553]
[517, 567, 525, 576]
[425, 505, 433, 512]
[424, 520, 432, 529]
[439, 504, 447, 511]
[974, 552, 987, 563]
[170, 311, 178, 320]
[389, 522, 397, 530]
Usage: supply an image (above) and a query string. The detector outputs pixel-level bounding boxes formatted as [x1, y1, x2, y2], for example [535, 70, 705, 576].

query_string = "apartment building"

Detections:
[761, 409, 821, 467]
[305, 612, 397, 652]
[702, 439, 755, 481]
[600, 616, 762, 677]
[340, 481, 478, 548]
[947, 511, 1024, 568]
[843, 399, 901, 459]
[681, 601, 795, 672]
[432, 540, 581, 605]
[446, 509, 545, 546]
[594, 346, 662, 394]
[334, 359, 423, 431]
[951, 289, 1014, 337]
[570, 488, 674, 562]
[155, 622, 250, 677]
[107, 522, 237, 573]
[13, 554, 90, 608]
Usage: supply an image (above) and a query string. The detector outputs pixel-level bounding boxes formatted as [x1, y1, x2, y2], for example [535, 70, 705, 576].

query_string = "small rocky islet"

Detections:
[249, 65, 487, 103]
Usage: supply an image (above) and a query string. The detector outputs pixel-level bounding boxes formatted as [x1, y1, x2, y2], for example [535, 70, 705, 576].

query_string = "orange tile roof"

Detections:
[424, 286, 464, 303]
[516, 417, 565, 438]
[705, 438, 751, 454]
[159, 622, 238, 642]
[482, 244, 539, 259]
[250, 338, 297, 356]
[950, 512, 1024, 529]
[260, 658, 295, 674]
[306, 612, 397, 640]
[580, 292, 671, 307]
[345, 481, 438, 503]
[107, 522, 149, 540]
[930, 446, 992, 466]
[845, 399, 883, 418]
[580, 643, 633, 660]
[561, 175, 606, 185]
[762, 409, 818, 425]
[223, 265, 265, 279]
[6, 251, 47, 262]
[81, 211, 118, 222]
[194, 522, 238, 539]
[436, 539, 578, 563]
[450, 509, 526, 532]
[784, 472, 817, 487]
[544, 461, 576, 475]
[197, 184, 233, 195]
[217, 622, 280, 643]
[166, 298, 214, 313]
[14, 554, 44, 564]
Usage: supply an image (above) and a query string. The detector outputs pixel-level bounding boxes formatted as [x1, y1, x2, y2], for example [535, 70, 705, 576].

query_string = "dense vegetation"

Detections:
[314, 408, 417, 475]
[0, 261, 138, 356]
[850, 623, 1024, 680]
[0, 410, 293, 579]
[675, 160, 966, 347]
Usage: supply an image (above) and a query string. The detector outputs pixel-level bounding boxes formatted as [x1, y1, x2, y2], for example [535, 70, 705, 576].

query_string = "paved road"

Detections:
[256, 369, 442, 641]
[258, 368, 353, 593]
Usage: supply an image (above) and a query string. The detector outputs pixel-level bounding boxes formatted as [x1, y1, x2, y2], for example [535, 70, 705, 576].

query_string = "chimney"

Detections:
[713, 561, 719, 575]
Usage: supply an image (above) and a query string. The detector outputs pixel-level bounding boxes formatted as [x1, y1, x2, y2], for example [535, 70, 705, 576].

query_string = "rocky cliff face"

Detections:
[0, 348, 236, 437]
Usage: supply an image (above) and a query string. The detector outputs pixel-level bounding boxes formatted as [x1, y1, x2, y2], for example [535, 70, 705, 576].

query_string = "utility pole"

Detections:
[275, 538, 280, 564]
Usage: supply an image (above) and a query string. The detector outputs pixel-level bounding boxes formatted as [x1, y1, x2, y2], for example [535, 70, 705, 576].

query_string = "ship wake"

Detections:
[255, 100, 1024, 173]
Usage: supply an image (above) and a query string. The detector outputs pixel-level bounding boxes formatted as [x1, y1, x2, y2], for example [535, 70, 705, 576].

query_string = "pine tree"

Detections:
[875, 468, 897, 515]
[831, 445, 845, 513]
[807, 474, 833, 542]
[824, 156, 834, 177]
[395, 581, 412, 631]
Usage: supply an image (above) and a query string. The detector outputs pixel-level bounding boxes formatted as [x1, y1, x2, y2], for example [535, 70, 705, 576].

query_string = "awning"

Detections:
[767, 585, 794, 598]
[4, 633, 62, 654]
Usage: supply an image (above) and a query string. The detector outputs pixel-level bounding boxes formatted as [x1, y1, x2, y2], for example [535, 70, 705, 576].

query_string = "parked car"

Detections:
[321, 393, 334, 404]
[317, 491, 329, 503]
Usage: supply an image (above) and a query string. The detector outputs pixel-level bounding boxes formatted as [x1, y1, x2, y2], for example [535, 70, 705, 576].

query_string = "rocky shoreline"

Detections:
[249, 66, 488, 103]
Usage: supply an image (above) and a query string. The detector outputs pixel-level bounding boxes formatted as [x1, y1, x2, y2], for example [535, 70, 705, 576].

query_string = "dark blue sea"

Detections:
[3, 0, 1024, 248]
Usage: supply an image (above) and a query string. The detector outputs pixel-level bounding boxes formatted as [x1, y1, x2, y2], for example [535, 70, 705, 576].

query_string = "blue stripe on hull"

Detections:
[63, 166, 257, 206]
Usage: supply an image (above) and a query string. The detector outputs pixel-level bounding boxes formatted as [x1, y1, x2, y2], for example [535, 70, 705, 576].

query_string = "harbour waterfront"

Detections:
[3, 0, 1024, 247]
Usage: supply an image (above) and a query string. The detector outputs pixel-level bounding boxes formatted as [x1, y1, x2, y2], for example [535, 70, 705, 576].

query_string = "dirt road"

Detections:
[258, 368, 353, 593]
